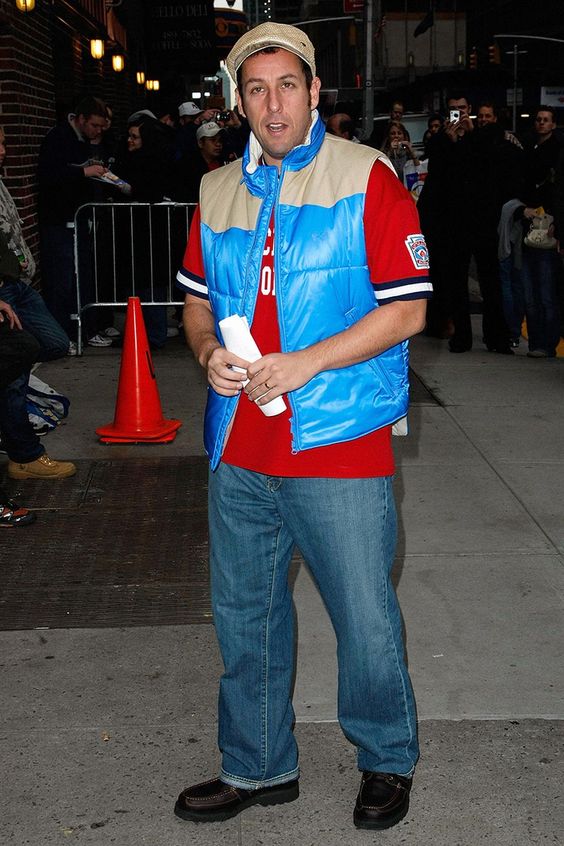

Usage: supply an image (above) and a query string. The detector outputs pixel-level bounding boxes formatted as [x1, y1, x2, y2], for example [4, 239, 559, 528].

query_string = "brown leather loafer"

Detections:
[353, 771, 412, 830]
[174, 776, 299, 822]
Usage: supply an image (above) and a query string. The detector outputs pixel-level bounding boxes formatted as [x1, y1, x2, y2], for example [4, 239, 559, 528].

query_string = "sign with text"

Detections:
[506, 88, 523, 106]
[146, 1, 218, 76]
[540, 86, 564, 107]
[343, 0, 365, 13]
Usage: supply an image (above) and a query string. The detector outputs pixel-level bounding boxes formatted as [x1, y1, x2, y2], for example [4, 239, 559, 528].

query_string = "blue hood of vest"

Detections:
[241, 110, 326, 198]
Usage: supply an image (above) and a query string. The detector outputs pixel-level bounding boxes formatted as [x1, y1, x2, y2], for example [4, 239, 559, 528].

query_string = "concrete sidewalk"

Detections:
[1, 317, 563, 845]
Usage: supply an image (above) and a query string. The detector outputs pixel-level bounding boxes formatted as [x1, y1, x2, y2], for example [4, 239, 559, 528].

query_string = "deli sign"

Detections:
[147, 1, 219, 75]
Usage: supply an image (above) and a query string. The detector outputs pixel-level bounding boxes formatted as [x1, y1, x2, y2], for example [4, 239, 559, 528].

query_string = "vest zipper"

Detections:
[273, 164, 300, 454]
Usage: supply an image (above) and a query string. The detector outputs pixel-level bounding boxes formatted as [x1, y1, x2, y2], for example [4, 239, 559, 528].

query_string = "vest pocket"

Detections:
[344, 305, 359, 325]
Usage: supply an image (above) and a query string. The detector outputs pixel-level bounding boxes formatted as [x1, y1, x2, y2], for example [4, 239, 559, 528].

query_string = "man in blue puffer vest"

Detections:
[175, 22, 432, 831]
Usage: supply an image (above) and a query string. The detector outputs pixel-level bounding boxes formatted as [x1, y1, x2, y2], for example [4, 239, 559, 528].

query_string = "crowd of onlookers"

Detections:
[0, 94, 253, 523]
[327, 96, 564, 359]
[1, 90, 563, 525]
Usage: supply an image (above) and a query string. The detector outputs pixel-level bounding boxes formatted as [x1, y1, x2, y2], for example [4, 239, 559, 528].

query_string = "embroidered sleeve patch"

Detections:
[405, 234, 430, 270]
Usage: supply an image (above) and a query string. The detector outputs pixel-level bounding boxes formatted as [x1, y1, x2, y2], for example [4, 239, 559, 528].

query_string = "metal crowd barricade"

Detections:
[73, 201, 196, 354]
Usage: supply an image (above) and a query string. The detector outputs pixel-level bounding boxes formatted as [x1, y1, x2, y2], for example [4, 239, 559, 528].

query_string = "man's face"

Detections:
[236, 49, 321, 168]
[477, 106, 496, 127]
[199, 134, 223, 162]
[447, 98, 471, 136]
[391, 102, 404, 121]
[535, 110, 555, 138]
[77, 114, 106, 142]
[448, 98, 470, 117]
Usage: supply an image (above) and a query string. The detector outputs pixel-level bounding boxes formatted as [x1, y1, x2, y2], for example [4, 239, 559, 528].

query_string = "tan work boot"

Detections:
[8, 454, 76, 480]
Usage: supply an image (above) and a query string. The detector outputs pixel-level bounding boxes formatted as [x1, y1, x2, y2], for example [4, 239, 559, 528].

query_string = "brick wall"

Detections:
[0, 0, 141, 283]
[0, 0, 56, 272]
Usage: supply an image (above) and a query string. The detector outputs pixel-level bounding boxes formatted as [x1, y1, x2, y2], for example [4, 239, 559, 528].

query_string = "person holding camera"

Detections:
[418, 93, 519, 353]
[214, 107, 250, 160]
[380, 121, 420, 181]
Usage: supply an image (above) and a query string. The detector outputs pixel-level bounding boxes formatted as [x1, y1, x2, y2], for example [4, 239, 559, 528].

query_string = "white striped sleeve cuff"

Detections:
[374, 276, 433, 303]
[176, 267, 209, 300]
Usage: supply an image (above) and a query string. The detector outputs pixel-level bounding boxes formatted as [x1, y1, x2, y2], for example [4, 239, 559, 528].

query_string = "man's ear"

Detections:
[309, 77, 321, 111]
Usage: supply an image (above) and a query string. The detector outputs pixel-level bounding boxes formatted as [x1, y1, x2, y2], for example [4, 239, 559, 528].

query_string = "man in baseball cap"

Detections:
[195, 121, 223, 142]
[176, 101, 221, 159]
[175, 21, 431, 831]
[178, 101, 203, 123]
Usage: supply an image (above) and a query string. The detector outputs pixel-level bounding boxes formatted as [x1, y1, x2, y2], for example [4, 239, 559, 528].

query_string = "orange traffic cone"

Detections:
[96, 297, 182, 443]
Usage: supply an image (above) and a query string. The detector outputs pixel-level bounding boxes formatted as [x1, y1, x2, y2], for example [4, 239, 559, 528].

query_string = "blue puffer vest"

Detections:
[199, 114, 409, 470]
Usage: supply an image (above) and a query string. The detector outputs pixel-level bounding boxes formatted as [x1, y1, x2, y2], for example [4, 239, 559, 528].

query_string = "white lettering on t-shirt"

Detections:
[261, 265, 275, 296]
[261, 225, 275, 296]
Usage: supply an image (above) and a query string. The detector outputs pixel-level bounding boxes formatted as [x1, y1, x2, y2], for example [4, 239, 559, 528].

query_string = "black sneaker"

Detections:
[0, 498, 36, 527]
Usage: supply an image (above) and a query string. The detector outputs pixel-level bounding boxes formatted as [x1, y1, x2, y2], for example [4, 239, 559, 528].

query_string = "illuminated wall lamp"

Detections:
[90, 39, 105, 60]
[16, 0, 36, 11]
[112, 54, 125, 72]
[145, 79, 160, 91]
[136, 71, 145, 85]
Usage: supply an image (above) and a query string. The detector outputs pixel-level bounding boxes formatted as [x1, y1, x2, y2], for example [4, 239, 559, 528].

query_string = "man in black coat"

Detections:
[418, 94, 523, 353]
[37, 95, 110, 347]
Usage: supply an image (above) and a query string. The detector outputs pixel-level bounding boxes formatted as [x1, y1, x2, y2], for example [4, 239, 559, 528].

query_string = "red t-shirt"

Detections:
[178, 159, 431, 477]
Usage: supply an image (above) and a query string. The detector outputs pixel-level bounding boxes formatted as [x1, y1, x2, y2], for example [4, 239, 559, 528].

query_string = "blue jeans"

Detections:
[39, 225, 76, 339]
[0, 279, 69, 462]
[520, 247, 561, 354]
[499, 255, 524, 340]
[40, 223, 102, 341]
[140, 297, 168, 349]
[208, 463, 419, 789]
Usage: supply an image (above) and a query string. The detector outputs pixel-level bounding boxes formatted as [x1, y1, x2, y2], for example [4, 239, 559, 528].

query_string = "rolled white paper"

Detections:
[218, 314, 287, 417]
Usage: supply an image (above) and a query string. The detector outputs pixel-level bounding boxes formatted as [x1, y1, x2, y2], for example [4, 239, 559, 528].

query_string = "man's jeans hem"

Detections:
[220, 766, 299, 790]
[357, 765, 416, 778]
[8, 444, 45, 464]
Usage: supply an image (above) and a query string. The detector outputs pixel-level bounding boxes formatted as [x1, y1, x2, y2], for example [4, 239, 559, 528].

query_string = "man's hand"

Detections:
[459, 114, 474, 133]
[224, 110, 242, 129]
[83, 164, 107, 178]
[245, 350, 316, 406]
[0, 299, 22, 330]
[444, 114, 473, 142]
[443, 119, 459, 142]
[195, 109, 218, 126]
[184, 295, 252, 396]
[206, 347, 251, 396]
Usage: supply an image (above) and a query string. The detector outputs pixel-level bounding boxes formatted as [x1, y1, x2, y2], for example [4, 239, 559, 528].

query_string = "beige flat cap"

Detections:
[226, 22, 316, 83]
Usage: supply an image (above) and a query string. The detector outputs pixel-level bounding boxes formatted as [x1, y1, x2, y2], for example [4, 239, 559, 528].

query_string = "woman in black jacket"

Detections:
[113, 113, 176, 347]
